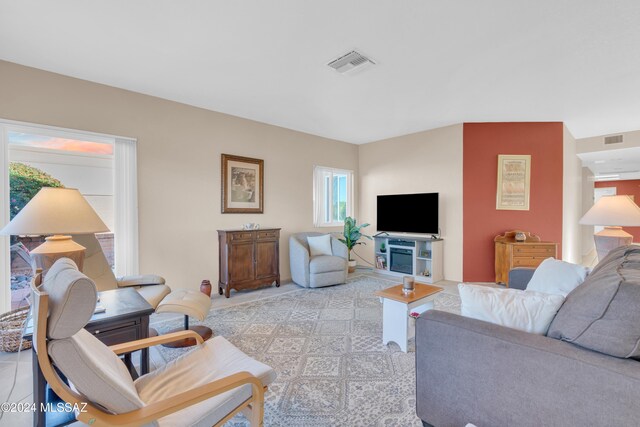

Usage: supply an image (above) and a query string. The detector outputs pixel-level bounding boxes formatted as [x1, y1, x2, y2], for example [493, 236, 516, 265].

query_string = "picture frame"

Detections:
[496, 154, 531, 211]
[221, 154, 264, 213]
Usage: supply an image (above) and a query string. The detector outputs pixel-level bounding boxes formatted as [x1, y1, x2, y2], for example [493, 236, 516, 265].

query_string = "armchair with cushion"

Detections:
[31, 258, 276, 426]
[74, 234, 214, 344]
[289, 232, 348, 288]
[73, 233, 171, 308]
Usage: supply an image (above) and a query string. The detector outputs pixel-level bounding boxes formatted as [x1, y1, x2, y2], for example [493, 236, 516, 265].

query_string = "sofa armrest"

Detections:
[289, 237, 310, 286]
[508, 267, 535, 290]
[117, 274, 166, 287]
[415, 310, 640, 427]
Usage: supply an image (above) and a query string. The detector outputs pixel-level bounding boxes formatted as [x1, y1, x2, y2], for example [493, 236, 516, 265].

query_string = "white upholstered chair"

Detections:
[73, 233, 171, 308]
[31, 258, 275, 426]
[289, 232, 348, 288]
[75, 234, 214, 345]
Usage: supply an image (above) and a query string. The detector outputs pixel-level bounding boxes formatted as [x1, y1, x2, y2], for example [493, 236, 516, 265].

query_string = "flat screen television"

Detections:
[377, 192, 439, 235]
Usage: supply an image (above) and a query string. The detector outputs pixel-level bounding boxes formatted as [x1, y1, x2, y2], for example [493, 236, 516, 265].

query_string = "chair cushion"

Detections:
[547, 245, 640, 358]
[309, 255, 347, 274]
[40, 258, 97, 339]
[49, 329, 146, 415]
[135, 336, 276, 427]
[155, 289, 212, 321]
[134, 284, 172, 309]
[72, 234, 118, 292]
[307, 234, 333, 257]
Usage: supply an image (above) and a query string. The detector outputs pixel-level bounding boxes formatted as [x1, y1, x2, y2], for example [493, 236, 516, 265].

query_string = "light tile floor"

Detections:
[0, 269, 469, 426]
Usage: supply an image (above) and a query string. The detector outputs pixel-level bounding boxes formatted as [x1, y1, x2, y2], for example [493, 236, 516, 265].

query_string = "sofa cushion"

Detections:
[526, 257, 589, 296]
[309, 255, 346, 274]
[458, 284, 564, 335]
[547, 245, 640, 359]
[307, 234, 333, 257]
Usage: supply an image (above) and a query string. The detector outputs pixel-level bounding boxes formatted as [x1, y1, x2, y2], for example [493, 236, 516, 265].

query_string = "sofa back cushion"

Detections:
[547, 245, 640, 359]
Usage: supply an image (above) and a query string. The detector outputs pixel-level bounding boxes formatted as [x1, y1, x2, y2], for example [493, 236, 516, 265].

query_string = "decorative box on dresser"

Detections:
[494, 230, 558, 286]
[218, 228, 281, 298]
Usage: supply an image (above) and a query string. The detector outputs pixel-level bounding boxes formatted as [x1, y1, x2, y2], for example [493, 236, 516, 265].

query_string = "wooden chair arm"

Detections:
[75, 371, 264, 426]
[109, 330, 204, 354]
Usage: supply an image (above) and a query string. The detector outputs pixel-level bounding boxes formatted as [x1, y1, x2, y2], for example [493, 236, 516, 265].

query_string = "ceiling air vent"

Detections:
[604, 135, 623, 144]
[327, 50, 375, 74]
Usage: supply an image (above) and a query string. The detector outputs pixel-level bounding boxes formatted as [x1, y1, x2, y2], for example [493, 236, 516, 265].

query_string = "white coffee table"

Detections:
[374, 283, 443, 352]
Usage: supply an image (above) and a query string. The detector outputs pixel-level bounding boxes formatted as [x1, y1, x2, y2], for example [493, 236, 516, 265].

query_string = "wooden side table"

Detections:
[494, 230, 557, 285]
[374, 283, 443, 353]
[24, 287, 154, 427]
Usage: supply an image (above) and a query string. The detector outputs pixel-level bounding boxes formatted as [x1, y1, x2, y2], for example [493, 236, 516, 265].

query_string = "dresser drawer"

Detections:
[513, 245, 555, 256]
[229, 231, 254, 241]
[257, 230, 278, 240]
[512, 256, 549, 267]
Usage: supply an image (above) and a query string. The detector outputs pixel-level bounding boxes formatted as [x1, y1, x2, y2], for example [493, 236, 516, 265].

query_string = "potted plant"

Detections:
[339, 217, 372, 273]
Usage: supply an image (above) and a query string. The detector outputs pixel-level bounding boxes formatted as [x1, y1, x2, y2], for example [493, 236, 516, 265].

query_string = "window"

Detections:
[0, 120, 138, 312]
[313, 166, 354, 227]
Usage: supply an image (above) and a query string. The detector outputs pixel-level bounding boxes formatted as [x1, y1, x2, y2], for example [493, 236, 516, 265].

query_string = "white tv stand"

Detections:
[373, 234, 443, 284]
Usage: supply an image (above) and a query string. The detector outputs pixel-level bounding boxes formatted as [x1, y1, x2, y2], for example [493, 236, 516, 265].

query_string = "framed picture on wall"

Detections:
[496, 154, 531, 211]
[221, 154, 264, 213]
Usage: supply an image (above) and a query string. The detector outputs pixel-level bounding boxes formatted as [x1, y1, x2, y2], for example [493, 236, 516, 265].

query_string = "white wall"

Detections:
[0, 60, 359, 291]
[581, 167, 595, 262]
[562, 125, 582, 263]
[577, 129, 640, 154]
[358, 124, 464, 281]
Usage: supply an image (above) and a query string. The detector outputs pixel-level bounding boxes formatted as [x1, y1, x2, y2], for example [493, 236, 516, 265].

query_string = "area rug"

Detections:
[155, 275, 461, 426]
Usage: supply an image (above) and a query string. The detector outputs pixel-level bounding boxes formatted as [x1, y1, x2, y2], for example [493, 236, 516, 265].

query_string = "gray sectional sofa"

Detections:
[415, 245, 640, 427]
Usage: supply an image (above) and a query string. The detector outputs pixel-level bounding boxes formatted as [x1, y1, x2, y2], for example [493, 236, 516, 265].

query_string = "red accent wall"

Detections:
[463, 123, 564, 282]
[594, 180, 640, 242]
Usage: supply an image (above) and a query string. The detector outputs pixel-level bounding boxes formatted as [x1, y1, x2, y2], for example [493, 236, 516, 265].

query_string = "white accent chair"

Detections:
[31, 258, 276, 426]
[289, 232, 348, 288]
[74, 234, 213, 344]
[73, 233, 170, 308]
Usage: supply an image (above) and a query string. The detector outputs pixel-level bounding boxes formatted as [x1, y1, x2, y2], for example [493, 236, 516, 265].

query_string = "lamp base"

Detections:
[30, 235, 86, 274]
[594, 227, 633, 262]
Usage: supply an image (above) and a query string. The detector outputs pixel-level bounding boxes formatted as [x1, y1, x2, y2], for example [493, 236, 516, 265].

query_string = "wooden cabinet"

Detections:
[218, 228, 280, 298]
[494, 230, 557, 285]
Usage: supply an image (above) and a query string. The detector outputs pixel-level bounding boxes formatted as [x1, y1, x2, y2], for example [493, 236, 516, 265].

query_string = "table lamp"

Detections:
[579, 195, 640, 261]
[1, 187, 109, 273]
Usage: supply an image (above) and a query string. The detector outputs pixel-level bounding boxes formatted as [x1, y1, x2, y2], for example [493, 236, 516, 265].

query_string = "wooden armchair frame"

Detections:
[31, 274, 266, 427]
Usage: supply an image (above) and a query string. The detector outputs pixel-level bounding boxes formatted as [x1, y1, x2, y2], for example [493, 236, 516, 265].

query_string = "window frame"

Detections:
[313, 165, 354, 227]
[0, 119, 139, 312]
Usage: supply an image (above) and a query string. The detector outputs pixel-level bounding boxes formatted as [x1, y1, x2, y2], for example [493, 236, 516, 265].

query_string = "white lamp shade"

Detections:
[1, 187, 109, 235]
[579, 195, 640, 227]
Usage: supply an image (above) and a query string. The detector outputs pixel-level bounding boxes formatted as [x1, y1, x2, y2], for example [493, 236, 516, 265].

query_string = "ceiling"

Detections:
[1, 1, 640, 144]
[579, 147, 640, 182]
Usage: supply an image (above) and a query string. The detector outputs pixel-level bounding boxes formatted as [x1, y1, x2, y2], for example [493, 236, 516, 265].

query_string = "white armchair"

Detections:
[31, 258, 275, 426]
[289, 232, 348, 288]
[72, 234, 170, 308]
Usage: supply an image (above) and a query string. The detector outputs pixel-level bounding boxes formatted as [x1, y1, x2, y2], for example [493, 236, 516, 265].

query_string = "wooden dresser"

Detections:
[217, 228, 281, 298]
[494, 230, 557, 285]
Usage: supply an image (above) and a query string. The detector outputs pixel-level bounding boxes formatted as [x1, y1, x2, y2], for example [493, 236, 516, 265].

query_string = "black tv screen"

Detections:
[377, 193, 439, 234]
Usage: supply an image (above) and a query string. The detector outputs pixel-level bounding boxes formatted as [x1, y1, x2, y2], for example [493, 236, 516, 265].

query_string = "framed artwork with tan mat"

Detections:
[221, 154, 264, 213]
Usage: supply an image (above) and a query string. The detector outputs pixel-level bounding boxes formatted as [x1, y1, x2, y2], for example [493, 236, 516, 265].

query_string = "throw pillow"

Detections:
[526, 258, 589, 297]
[458, 284, 565, 335]
[307, 234, 333, 257]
